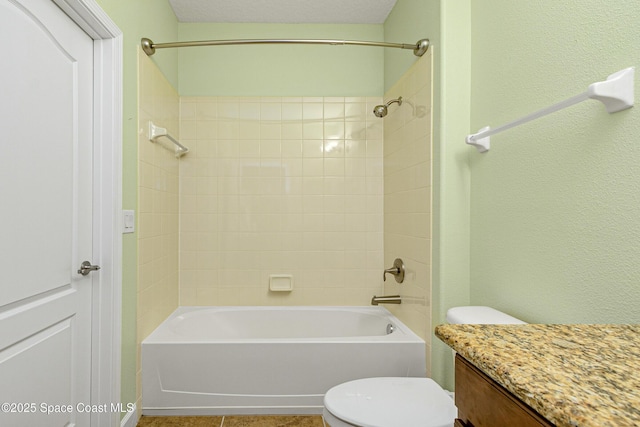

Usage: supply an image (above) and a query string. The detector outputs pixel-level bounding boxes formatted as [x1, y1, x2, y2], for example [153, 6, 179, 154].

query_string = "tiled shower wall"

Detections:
[178, 96, 385, 305]
[382, 51, 433, 374]
[136, 50, 433, 406]
[137, 49, 180, 407]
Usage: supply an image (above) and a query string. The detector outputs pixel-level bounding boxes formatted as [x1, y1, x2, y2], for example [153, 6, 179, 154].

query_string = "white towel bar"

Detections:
[466, 67, 635, 153]
[148, 121, 189, 158]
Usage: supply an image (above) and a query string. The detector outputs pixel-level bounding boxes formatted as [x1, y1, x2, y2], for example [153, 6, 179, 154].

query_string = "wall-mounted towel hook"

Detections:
[466, 67, 635, 153]
[148, 121, 189, 158]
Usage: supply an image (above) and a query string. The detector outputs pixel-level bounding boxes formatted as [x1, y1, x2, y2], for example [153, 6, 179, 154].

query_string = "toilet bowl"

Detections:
[322, 306, 525, 427]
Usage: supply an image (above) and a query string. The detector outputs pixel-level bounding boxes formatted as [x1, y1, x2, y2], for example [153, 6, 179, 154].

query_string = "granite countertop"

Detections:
[435, 324, 640, 427]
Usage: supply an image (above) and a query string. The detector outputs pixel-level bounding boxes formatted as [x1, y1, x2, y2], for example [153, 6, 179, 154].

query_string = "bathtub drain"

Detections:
[386, 323, 395, 334]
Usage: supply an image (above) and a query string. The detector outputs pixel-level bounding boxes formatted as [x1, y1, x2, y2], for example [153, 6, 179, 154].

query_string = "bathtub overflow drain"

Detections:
[386, 323, 395, 334]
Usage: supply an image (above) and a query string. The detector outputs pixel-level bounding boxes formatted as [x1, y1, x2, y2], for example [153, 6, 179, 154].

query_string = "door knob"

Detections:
[78, 261, 101, 276]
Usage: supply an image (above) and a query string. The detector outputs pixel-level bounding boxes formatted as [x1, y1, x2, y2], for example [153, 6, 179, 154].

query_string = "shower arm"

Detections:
[384, 97, 403, 108]
[373, 96, 403, 118]
[141, 37, 429, 57]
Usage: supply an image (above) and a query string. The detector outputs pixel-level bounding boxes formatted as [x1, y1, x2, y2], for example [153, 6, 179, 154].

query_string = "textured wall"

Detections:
[177, 23, 384, 96]
[383, 0, 434, 92]
[468, 0, 640, 323]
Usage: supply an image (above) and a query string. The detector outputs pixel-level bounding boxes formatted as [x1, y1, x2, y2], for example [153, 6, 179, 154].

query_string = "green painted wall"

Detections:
[177, 23, 384, 96]
[382, 0, 432, 93]
[431, 0, 472, 390]
[93, 0, 178, 413]
[90, 0, 640, 403]
[385, 0, 472, 390]
[468, 1, 640, 323]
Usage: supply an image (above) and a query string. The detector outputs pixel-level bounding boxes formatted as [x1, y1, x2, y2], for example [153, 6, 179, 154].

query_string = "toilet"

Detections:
[322, 306, 526, 427]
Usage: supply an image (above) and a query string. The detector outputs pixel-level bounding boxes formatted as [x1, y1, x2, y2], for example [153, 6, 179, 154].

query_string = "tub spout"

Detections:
[371, 295, 402, 305]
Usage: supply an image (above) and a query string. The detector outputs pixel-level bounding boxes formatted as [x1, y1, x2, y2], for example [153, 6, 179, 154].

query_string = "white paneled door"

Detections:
[0, 0, 95, 425]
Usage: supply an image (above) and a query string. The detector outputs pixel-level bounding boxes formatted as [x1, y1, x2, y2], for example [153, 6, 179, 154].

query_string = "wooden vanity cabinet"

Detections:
[454, 355, 555, 427]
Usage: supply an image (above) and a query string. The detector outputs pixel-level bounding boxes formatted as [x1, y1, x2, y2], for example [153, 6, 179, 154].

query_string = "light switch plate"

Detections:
[123, 210, 135, 234]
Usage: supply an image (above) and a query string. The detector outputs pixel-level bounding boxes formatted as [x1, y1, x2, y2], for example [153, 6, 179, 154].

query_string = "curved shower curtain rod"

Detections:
[141, 37, 430, 57]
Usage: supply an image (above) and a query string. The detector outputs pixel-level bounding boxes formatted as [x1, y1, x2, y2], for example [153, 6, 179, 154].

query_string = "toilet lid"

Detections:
[324, 377, 457, 427]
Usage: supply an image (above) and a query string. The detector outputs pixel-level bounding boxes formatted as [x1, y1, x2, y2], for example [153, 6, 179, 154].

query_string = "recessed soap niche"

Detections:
[269, 274, 294, 292]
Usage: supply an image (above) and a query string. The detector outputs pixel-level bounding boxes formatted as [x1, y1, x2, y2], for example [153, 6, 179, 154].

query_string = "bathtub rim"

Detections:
[142, 305, 424, 345]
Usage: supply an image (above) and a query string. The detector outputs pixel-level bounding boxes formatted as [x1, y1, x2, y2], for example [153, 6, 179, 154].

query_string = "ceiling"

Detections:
[168, 0, 398, 24]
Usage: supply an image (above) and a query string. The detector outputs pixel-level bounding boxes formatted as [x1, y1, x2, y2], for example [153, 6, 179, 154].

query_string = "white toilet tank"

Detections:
[445, 306, 526, 403]
[446, 306, 526, 325]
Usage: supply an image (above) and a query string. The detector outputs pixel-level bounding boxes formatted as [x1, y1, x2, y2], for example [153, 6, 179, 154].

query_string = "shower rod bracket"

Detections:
[141, 38, 155, 56]
[141, 37, 429, 57]
[414, 38, 430, 57]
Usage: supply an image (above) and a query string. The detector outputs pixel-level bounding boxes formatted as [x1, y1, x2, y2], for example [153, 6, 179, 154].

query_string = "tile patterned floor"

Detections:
[136, 415, 326, 427]
[137, 416, 223, 427]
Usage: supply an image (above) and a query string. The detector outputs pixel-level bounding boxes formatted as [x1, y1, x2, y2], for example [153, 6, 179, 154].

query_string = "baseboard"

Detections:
[121, 404, 137, 427]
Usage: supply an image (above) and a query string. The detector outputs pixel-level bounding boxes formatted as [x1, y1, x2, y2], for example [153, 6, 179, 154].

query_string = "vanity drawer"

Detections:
[455, 354, 554, 427]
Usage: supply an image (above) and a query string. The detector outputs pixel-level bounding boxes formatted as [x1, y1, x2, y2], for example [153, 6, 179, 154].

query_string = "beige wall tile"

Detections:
[383, 51, 433, 376]
[136, 52, 181, 405]
[178, 95, 384, 306]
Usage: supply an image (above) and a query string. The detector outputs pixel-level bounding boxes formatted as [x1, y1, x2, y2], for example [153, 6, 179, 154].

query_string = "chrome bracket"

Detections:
[414, 39, 430, 57]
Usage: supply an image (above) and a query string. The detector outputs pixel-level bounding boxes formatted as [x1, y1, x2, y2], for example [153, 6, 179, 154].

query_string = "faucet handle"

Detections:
[383, 267, 398, 281]
[382, 258, 405, 283]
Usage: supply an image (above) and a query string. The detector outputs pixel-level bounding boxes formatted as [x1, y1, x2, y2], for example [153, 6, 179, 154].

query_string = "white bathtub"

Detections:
[142, 306, 426, 416]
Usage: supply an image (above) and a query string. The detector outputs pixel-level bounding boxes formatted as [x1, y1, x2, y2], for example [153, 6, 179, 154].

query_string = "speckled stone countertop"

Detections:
[435, 324, 640, 427]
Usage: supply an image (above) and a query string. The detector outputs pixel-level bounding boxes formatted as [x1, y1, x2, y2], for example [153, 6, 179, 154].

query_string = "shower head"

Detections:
[373, 105, 389, 118]
[373, 97, 403, 118]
